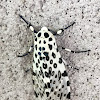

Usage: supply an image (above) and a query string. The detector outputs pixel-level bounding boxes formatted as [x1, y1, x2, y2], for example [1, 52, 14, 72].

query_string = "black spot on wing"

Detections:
[48, 44, 52, 50]
[35, 53, 37, 58]
[67, 81, 70, 86]
[36, 63, 39, 68]
[33, 58, 35, 63]
[44, 32, 49, 38]
[64, 94, 66, 97]
[49, 37, 52, 41]
[49, 67, 52, 75]
[57, 94, 60, 97]
[32, 80, 35, 85]
[53, 63, 57, 68]
[54, 91, 57, 95]
[45, 72, 50, 77]
[62, 71, 68, 77]
[59, 58, 62, 64]
[60, 93, 63, 99]
[46, 92, 49, 97]
[50, 59, 53, 64]
[49, 96, 51, 100]
[38, 32, 41, 37]
[43, 40, 46, 44]
[38, 59, 40, 63]
[40, 67, 44, 78]
[46, 56, 49, 61]
[51, 71, 54, 76]
[43, 63, 47, 69]
[39, 47, 41, 51]
[42, 47, 45, 50]
[56, 48, 59, 52]
[34, 91, 38, 97]
[35, 45, 37, 50]
[35, 38, 37, 41]
[55, 74, 57, 78]
[38, 52, 41, 55]
[43, 52, 48, 56]
[58, 70, 61, 80]
[40, 57, 42, 60]
[40, 92, 43, 98]
[51, 87, 54, 92]
[52, 52, 56, 58]
[47, 82, 50, 88]
[32, 71, 36, 76]
[67, 92, 70, 99]
[44, 83, 47, 89]
[39, 40, 41, 44]
[62, 85, 64, 88]
[53, 80, 56, 84]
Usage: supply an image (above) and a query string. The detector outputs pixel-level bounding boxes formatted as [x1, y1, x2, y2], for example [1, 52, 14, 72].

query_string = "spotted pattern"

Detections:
[32, 27, 70, 100]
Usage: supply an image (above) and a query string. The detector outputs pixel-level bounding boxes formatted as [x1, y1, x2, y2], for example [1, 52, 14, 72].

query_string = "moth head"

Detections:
[41, 27, 48, 32]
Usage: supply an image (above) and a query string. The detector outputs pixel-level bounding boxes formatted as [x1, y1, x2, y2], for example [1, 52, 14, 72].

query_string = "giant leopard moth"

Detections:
[17, 15, 90, 100]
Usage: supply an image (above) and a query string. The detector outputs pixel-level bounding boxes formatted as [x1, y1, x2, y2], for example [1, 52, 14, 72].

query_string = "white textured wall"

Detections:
[0, 0, 100, 100]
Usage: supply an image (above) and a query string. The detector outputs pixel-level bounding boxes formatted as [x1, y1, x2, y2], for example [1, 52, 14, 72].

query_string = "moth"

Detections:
[18, 15, 90, 100]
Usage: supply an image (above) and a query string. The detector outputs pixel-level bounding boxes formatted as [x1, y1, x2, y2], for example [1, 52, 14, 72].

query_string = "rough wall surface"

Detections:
[0, 0, 100, 100]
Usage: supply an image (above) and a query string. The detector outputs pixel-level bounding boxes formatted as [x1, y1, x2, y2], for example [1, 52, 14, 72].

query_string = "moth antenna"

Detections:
[19, 14, 29, 25]
[19, 14, 36, 32]
[56, 22, 76, 35]
[64, 22, 75, 30]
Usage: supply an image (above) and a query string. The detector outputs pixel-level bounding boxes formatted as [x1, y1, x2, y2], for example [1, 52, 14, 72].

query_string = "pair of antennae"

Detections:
[19, 14, 75, 35]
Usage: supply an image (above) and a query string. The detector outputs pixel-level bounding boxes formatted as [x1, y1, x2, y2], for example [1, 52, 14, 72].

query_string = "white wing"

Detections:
[32, 29, 70, 100]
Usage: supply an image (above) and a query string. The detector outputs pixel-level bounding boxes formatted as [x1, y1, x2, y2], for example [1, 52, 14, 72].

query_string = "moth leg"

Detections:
[62, 58, 72, 68]
[17, 45, 34, 57]
[19, 14, 37, 33]
[58, 46, 91, 53]
[59, 47, 90, 70]
[56, 22, 75, 35]
[24, 67, 33, 73]
[62, 58, 79, 70]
